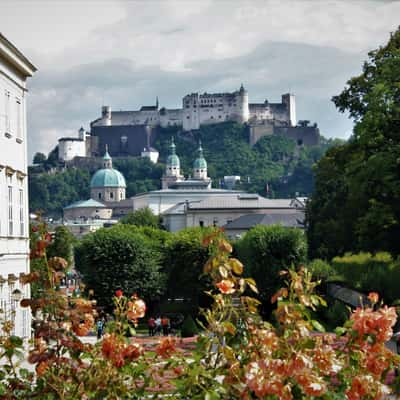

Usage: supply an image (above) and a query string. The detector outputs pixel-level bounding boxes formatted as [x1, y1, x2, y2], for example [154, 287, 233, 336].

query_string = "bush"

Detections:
[307, 259, 336, 281]
[331, 252, 400, 304]
[75, 224, 166, 309]
[180, 315, 200, 337]
[236, 224, 307, 306]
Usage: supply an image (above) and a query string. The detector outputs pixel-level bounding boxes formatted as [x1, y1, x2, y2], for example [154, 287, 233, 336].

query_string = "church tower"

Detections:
[162, 137, 184, 189]
[193, 140, 208, 180]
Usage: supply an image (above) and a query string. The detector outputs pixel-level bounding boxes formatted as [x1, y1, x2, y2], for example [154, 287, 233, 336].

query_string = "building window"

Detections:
[199, 220, 204, 228]
[213, 218, 218, 227]
[8, 186, 13, 236]
[16, 99, 22, 141]
[19, 189, 24, 236]
[98, 193, 102, 200]
[4, 91, 11, 135]
[110, 192, 114, 199]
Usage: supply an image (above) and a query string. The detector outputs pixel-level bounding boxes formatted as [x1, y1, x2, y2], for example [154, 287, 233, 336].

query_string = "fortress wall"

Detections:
[91, 125, 159, 157]
[274, 126, 320, 146]
[249, 123, 274, 146]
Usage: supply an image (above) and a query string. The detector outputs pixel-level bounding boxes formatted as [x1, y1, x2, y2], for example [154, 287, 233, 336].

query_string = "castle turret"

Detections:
[193, 140, 208, 180]
[282, 93, 296, 127]
[238, 84, 249, 123]
[101, 106, 112, 126]
[78, 126, 86, 141]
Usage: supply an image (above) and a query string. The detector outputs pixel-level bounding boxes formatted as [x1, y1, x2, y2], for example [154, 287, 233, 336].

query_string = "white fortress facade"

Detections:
[92, 85, 296, 131]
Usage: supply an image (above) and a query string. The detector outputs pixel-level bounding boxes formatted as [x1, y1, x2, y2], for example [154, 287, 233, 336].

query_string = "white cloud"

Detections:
[1, 0, 398, 160]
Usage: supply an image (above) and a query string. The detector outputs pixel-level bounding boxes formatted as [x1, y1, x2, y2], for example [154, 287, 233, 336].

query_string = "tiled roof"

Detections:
[223, 212, 305, 230]
[188, 195, 293, 210]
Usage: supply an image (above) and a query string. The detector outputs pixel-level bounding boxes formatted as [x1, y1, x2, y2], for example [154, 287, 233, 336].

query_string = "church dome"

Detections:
[167, 137, 180, 167]
[90, 168, 126, 188]
[193, 142, 207, 169]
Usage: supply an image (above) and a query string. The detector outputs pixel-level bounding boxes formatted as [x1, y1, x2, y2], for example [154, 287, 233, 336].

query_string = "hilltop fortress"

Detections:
[58, 85, 319, 162]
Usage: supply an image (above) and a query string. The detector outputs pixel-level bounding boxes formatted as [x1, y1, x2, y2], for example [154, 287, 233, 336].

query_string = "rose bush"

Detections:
[0, 224, 398, 399]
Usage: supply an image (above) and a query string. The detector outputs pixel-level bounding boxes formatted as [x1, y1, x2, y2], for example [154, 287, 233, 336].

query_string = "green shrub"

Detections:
[331, 252, 400, 304]
[235, 225, 307, 305]
[180, 315, 200, 337]
[322, 299, 350, 330]
[307, 259, 335, 281]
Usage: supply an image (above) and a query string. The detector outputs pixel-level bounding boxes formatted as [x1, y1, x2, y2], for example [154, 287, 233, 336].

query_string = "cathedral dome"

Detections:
[90, 168, 126, 188]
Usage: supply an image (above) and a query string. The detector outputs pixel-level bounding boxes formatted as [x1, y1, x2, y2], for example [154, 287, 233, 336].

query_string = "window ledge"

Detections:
[4, 132, 12, 139]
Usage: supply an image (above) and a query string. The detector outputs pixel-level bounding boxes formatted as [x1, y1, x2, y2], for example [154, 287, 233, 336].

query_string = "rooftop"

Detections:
[223, 212, 305, 230]
[187, 195, 294, 210]
[64, 199, 108, 210]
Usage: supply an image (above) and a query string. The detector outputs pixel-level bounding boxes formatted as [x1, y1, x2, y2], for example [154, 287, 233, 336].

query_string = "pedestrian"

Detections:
[96, 318, 104, 339]
[161, 316, 170, 336]
[155, 316, 162, 335]
[148, 316, 156, 336]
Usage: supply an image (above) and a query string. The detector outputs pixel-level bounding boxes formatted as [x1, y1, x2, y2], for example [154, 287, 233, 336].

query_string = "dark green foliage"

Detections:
[47, 226, 75, 266]
[33, 152, 47, 164]
[180, 315, 200, 337]
[307, 28, 400, 258]
[307, 259, 336, 282]
[28, 168, 90, 217]
[322, 299, 350, 330]
[163, 227, 216, 308]
[119, 207, 161, 228]
[74, 224, 166, 309]
[235, 225, 307, 304]
[112, 157, 163, 197]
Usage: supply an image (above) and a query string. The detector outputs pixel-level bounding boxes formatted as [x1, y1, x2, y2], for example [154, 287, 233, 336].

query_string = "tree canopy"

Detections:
[74, 225, 166, 309]
[119, 207, 161, 228]
[307, 27, 400, 258]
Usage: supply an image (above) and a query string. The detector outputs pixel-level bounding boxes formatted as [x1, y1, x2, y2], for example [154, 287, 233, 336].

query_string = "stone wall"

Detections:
[91, 125, 159, 157]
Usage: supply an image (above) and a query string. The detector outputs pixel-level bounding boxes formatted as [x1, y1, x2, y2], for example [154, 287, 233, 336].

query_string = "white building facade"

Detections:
[0, 33, 36, 338]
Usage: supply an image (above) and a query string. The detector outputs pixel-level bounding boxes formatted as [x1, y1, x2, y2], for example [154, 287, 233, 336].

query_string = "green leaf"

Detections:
[311, 319, 325, 332]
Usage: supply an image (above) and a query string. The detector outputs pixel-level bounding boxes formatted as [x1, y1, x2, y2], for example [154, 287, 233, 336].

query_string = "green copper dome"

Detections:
[91, 147, 126, 188]
[193, 142, 207, 169]
[90, 168, 126, 188]
[167, 137, 180, 167]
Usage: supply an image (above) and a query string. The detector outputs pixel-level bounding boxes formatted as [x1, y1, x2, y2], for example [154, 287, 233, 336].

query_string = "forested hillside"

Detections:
[29, 122, 343, 216]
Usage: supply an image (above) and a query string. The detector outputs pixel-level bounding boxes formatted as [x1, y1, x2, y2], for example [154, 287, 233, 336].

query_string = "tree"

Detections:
[47, 225, 75, 267]
[163, 227, 217, 309]
[119, 207, 161, 228]
[74, 225, 166, 309]
[33, 152, 47, 164]
[307, 27, 400, 257]
[235, 225, 307, 309]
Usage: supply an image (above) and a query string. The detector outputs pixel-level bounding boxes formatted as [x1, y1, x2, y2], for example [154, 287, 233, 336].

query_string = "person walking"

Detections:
[96, 318, 104, 339]
[148, 317, 156, 336]
[155, 316, 162, 335]
[161, 316, 170, 336]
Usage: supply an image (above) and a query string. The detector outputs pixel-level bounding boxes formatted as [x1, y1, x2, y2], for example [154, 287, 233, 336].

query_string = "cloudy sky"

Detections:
[1, 0, 399, 161]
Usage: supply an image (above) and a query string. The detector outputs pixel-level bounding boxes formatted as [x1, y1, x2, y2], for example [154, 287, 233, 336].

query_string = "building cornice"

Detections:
[0, 33, 37, 78]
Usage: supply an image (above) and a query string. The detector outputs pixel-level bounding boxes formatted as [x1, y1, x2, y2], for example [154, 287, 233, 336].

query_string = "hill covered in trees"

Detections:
[29, 122, 343, 216]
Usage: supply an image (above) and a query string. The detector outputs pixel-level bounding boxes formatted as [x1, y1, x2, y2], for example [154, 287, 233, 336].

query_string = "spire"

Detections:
[170, 137, 176, 155]
[197, 139, 203, 157]
[103, 144, 112, 168]
[156, 96, 159, 110]
[239, 83, 245, 93]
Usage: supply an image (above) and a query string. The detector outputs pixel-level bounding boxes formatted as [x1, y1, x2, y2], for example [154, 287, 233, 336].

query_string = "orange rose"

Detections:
[216, 279, 235, 294]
